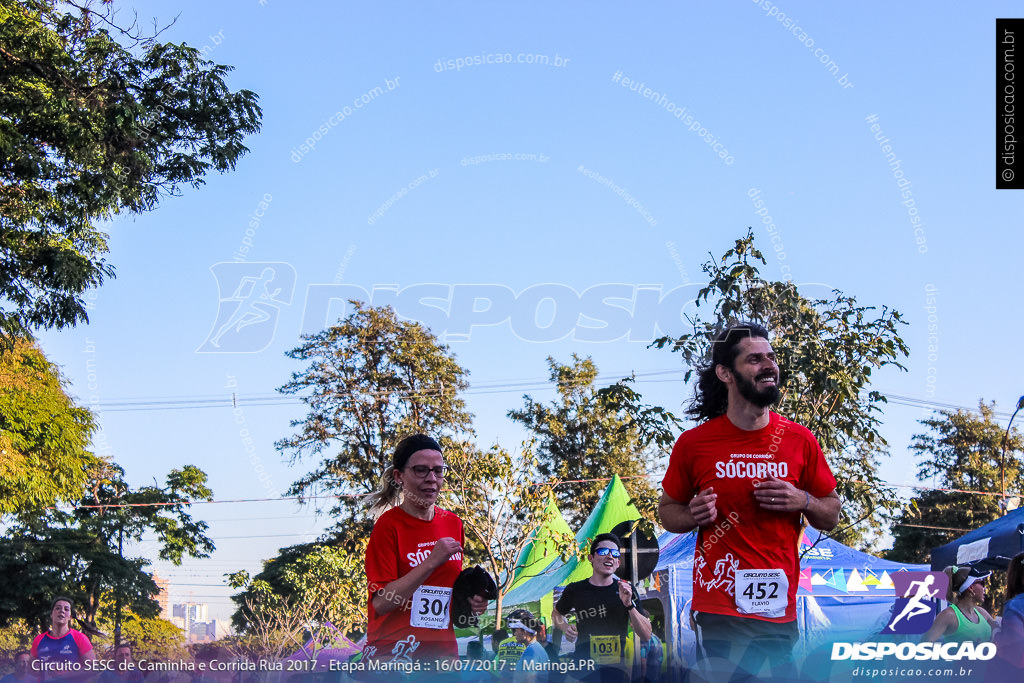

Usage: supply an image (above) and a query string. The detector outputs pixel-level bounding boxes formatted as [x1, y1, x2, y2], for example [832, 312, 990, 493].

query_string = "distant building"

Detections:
[189, 619, 232, 643]
[153, 574, 170, 620]
[172, 603, 209, 623]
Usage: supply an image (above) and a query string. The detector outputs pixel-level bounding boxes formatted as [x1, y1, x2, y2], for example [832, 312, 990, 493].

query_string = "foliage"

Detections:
[0, 461, 214, 634]
[0, 0, 262, 342]
[442, 440, 577, 625]
[887, 401, 1024, 564]
[652, 230, 909, 546]
[227, 542, 367, 659]
[0, 337, 98, 513]
[0, 619, 33, 662]
[507, 355, 676, 528]
[227, 540, 368, 641]
[276, 302, 474, 539]
[116, 613, 187, 661]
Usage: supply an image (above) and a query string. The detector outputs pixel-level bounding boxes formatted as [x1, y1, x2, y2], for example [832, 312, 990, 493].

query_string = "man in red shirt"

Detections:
[658, 323, 840, 678]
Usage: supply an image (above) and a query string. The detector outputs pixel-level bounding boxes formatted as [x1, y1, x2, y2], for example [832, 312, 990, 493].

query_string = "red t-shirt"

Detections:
[364, 505, 464, 662]
[662, 412, 836, 622]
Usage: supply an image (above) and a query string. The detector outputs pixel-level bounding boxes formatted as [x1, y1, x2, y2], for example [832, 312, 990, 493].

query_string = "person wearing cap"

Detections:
[922, 565, 998, 643]
[495, 610, 528, 667]
[551, 533, 651, 683]
[508, 610, 548, 683]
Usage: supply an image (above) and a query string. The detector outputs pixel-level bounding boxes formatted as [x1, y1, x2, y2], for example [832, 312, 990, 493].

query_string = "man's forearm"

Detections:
[658, 494, 697, 534]
[629, 609, 652, 643]
[804, 491, 841, 531]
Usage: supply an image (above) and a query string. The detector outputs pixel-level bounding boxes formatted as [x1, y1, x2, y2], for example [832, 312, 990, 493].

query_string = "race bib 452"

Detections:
[735, 569, 788, 618]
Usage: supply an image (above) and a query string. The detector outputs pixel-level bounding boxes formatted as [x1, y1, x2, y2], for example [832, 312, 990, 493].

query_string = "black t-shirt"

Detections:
[554, 579, 630, 664]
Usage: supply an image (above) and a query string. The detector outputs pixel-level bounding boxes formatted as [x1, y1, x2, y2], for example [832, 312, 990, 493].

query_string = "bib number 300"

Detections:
[410, 585, 452, 629]
[735, 569, 788, 618]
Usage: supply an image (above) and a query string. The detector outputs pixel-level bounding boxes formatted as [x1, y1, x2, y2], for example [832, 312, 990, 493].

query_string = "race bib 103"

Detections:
[590, 635, 621, 665]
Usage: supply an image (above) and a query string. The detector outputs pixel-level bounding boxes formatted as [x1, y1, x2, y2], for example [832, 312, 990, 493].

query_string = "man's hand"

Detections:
[752, 477, 803, 511]
[617, 580, 634, 608]
[689, 487, 718, 526]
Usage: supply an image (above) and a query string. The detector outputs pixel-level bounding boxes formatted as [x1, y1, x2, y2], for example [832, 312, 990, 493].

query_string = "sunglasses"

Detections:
[404, 465, 448, 478]
[594, 547, 621, 558]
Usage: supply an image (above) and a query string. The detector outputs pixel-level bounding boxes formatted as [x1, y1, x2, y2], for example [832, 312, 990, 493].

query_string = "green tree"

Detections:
[507, 355, 679, 529]
[0, 0, 262, 342]
[442, 440, 576, 626]
[117, 613, 188, 661]
[227, 540, 368, 641]
[0, 337, 98, 513]
[276, 301, 474, 539]
[0, 461, 214, 634]
[887, 401, 1024, 564]
[653, 230, 909, 546]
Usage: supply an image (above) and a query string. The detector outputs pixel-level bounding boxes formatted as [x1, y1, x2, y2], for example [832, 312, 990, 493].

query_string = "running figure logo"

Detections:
[197, 263, 296, 353]
[882, 571, 948, 634]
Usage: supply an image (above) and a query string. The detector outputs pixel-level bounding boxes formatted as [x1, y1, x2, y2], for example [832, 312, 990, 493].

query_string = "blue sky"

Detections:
[29, 1, 1024, 620]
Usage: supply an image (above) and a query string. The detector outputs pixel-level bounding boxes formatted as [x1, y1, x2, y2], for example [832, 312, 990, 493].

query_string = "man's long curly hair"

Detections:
[686, 322, 771, 422]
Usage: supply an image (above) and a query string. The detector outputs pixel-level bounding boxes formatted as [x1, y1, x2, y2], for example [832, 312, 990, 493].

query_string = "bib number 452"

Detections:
[741, 581, 779, 601]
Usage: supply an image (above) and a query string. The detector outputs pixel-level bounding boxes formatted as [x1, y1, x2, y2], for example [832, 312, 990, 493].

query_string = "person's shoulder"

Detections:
[434, 506, 461, 521]
[370, 507, 397, 531]
[686, 415, 729, 435]
[772, 413, 817, 441]
[675, 415, 729, 446]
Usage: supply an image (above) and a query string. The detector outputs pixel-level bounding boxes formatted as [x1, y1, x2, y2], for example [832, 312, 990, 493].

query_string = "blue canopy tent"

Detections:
[642, 528, 928, 668]
[931, 506, 1024, 572]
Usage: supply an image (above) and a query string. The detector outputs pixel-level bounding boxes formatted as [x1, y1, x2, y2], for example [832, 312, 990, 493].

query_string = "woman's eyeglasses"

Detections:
[405, 465, 448, 478]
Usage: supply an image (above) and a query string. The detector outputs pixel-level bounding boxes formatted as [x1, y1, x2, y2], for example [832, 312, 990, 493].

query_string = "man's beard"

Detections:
[734, 369, 781, 407]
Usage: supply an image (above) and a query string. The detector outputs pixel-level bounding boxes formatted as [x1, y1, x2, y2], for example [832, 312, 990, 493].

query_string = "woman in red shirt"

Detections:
[363, 434, 486, 665]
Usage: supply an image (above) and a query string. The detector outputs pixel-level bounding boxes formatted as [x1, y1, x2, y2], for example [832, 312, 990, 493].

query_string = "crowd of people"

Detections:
[5, 323, 1024, 681]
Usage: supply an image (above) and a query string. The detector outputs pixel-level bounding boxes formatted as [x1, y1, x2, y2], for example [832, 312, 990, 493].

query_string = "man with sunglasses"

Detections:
[551, 533, 652, 682]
